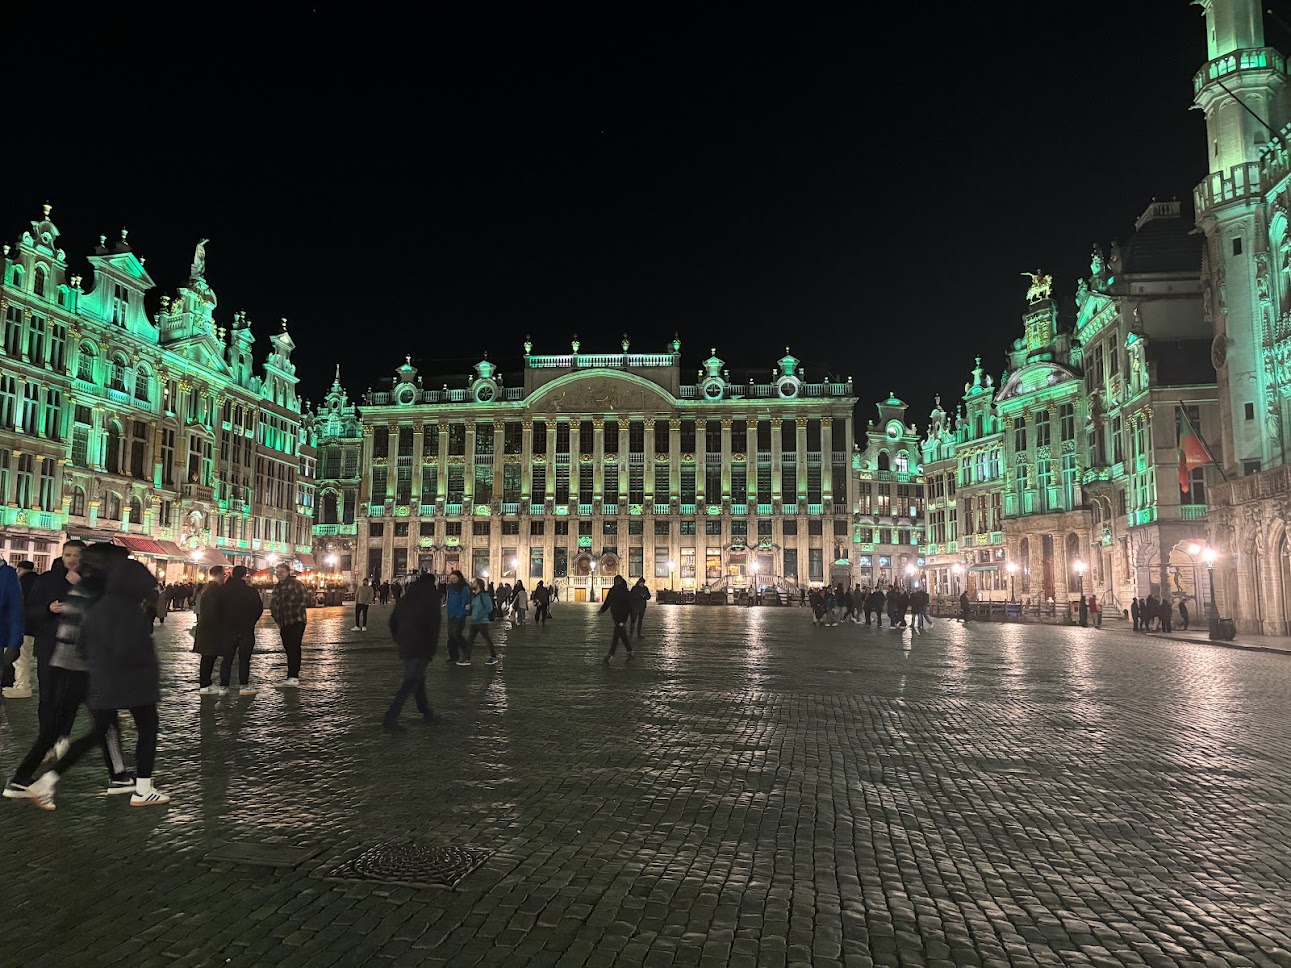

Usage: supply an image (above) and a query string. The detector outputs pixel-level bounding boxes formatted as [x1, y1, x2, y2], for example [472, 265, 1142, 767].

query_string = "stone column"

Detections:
[592, 417, 605, 502]
[436, 422, 448, 503]
[520, 419, 534, 503]
[695, 419, 707, 505]
[492, 419, 503, 508]
[411, 422, 425, 506]
[771, 418, 783, 504]
[821, 416, 834, 504]
[795, 416, 809, 505]
[643, 418, 656, 503]
[720, 417, 732, 504]
[669, 418, 681, 507]
[464, 423, 477, 507]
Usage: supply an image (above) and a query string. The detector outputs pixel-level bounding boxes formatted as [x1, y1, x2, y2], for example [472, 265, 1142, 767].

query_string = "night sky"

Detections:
[3, 4, 1215, 435]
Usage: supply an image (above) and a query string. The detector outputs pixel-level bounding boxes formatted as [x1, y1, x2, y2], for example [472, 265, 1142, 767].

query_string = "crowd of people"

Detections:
[805, 582, 941, 631]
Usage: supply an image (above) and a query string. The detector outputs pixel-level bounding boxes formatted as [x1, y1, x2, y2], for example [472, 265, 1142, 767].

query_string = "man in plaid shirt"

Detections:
[269, 563, 309, 688]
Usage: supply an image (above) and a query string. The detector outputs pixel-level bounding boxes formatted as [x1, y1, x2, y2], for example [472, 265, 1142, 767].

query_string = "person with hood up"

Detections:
[219, 565, 264, 694]
[383, 573, 441, 732]
[628, 578, 651, 638]
[600, 575, 634, 663]
[6, 543, 130, 800]
[194, 565, 229, 694]
[26, 555, 169, 809]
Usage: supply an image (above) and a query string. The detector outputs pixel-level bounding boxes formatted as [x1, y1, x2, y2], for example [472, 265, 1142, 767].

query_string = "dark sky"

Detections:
[3, 3, 1219, 434]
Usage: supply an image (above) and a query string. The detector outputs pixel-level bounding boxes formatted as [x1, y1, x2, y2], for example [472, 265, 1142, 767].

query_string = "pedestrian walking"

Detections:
[1130, 596, 1141, 632]
[600, 575, 633, 662]
[1179, 599, 1190, 631]
[910, 585, 931, 631]
[867, 587, 885, 627]
[511, 580, 528, 626]
[2, 560, 37, 698]
[269, 563, 308, 688]
[444, 571, 470, 662]
[194, 565, 228, 694]
[379, 581, 390, 605]
[532, 580, 551, 626]
[462, 578, 498, 666]
[26, 557, 170, 810]
[959, 589, 971, 623]
[629, 578, 651, 638]
[6, 543, 131, 801]
[383, 573, 440, 733]
[353, 578, 374, 630]
[219, 565, 264, 694]
[22, 541, 84, 733]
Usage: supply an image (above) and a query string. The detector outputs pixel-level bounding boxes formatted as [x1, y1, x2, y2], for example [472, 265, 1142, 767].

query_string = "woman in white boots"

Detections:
[28, 554, 169, 810]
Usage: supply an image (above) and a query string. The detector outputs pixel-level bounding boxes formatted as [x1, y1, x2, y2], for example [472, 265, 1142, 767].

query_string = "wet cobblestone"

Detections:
[3, 604, 1291, 966]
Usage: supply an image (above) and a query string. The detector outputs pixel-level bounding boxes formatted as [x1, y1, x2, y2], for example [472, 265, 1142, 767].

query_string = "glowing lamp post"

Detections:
[1203, 547, 1219, 639]
[951, 563, 963, 598]
[1006, 561, 1018, 603]
[1073, 558, 1087, 626]
[589, 560, 597, 602]
[668, 559, 676, 593]
[749, 562, 759, 606]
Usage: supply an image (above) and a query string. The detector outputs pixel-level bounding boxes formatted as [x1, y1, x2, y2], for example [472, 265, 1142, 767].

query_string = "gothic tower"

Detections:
[1192, 0, 1290, 474]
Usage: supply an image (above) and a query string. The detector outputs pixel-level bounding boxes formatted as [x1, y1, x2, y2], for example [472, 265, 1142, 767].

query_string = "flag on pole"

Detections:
[1178, 407, 1210, 493]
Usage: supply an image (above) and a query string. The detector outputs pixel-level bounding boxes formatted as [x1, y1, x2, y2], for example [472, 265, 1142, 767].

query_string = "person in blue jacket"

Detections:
[461, 578, 499, 667]
[443, 570, 471, 664]
[0, 559, 24, 687]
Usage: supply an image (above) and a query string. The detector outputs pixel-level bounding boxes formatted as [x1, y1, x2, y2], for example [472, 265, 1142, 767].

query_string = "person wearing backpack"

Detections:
[460, 578, 499, 667]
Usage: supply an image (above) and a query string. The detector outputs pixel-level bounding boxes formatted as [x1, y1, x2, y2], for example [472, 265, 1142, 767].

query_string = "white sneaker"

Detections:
[198, 685, 222, 695]
[351, 626, 362, 631]
[2, 686, 32, 699]
[131, 788, 171, 807]
[239, 687, 258, 696]
[216, 686, 229, 696]
[27, 774, 57, 811]
[277, 678, 300, 688]
[361, 626, 367, 630]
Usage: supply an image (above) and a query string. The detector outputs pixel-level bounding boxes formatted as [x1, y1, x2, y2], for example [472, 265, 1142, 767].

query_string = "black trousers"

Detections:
[199, 654, 219, 688]
[630, 608, 645, 636]
[446, 617, 466, 660]
[608, 623, 633, 655]
[385, 656, 432, 725]
[355, 604, 369, 627]
[280, 622, 305, 678]
[11, 667, 125, 785]
[465, 623, 495, 658]
[221, 634, 254, 687]
[53, 705, 158, 780]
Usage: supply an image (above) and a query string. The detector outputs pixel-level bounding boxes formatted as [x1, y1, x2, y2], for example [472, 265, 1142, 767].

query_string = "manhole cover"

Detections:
[327, 843, 492, 890]
[207, 843, 318, 867]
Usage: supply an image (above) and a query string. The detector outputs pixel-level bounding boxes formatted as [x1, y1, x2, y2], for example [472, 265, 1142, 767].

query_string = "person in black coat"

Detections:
[628, 578, 651, 638]
[27, 557, 170, 809]
[867, 587, 885, 627]
[383, 573, 441, 732]
[219, 566, 264, 693]
[24, 541, 85, 729]
[600, 575, 634, 663]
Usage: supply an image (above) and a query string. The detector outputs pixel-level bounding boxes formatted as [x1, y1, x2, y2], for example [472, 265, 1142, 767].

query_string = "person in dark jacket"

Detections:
[383, 573, 441, 732]
[867, 587, 885, 627]
[629, 578, 651, 638]
[0, 560, 24, 692]
[194, 565, 228, 694]
[600, 575, 633, 663]
[27, 556, 169, 810]
[268, 563, 309, 687]
[532, 581, 551, 626]
[1130, 596, 1141, 632]
[219, 565, 264, 693]
[23, 541, 84, 731]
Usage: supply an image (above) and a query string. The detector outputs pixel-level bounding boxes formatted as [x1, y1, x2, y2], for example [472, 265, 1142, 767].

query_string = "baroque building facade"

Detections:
[1193, 0, 1291, 634]
[337, 339, 858, 598]
[0, 205, 316, 575]
[851, 396, 926, 591]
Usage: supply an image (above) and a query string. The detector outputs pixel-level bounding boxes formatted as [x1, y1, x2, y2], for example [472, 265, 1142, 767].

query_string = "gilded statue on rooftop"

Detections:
[1020, 269, 1053, 304]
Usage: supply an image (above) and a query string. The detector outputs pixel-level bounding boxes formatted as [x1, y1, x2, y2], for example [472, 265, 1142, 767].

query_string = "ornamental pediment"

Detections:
[525, 370, 675, 415]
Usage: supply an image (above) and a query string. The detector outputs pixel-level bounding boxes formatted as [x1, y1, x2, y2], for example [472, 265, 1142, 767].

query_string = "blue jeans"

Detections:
[385, 656, 432, 725]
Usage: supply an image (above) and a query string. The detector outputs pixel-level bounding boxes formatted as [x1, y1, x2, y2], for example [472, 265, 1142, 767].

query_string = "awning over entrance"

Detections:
[114, 536, 168, 557]
[66, 528, 123, 545]
[191, 547, 234, 569]
[156, 540, 189, 560]
[296, 552, 316, 568]
[968, 564, 998, 573]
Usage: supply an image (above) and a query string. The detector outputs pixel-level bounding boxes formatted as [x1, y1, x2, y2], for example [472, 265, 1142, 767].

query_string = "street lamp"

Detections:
[1203, 547, 1219, 639]
[1006, 561, 1018, 603]
[668, 559, 676, 592]
[749, 562, 759, 606]
[508, 556, 518, 577]
[952, 563, 964, 599]
[904, 563, 915, 590]
[589, 559, 597, 602]
[266, 553, 278, 568]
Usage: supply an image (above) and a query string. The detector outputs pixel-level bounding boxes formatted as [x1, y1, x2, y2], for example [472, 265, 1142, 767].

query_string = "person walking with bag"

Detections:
[511, 580, 529, 626]
[600, 575, 634, 663]
[461, 579, 499, 667]
[531, 581, 551, 626]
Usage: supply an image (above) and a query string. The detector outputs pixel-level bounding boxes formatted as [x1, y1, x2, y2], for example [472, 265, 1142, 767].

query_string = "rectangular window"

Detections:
[1060, 404, 1075, 441]
[1035, 410, 1051, 447]
[447, 466, 465, 504]
[504, 421, 523, 455]
[472, 548, 489, 578]
[654, 520, 670, 536]
[781, 463, 796, 501]
[503, 464, 521, 502]
[758, 519, 773, 536]
[655, 420, 670, 454]
[421, 465, 437, 503]
[578, 465, 593, 504]
[731, 519, 747, 538]
[628, 465, 643, 504]
[448, 423, 466, 456]
[532, 421, 547, 454]
[604, 519, 618, 535]
[554, 546, 568, 577]
[705, 519, 721, 535]
[629, 547, 643, 577]
[530, 520, 545, 536]
[501, 521, 519, 535]
[680, 547, 696, 581]
[628, 518, 643, 535]
[419, 521, 435, 537]
[554, 520, 569, 536]
[472, 520, 490, 536]
[369, 522, 385, 537]
[371, 466, 388, 503]
[783, 548, 798, 582]
[808, 548, 824, 581]
[475, 423, 494, 457]
[705, 547, 722, 581]
[704, 465, 722, 500]
[680, 466, 696, 503]
[1112, 415, 1124, 464]
[445, 521, 462, 536]
[629, 421, 644, 453]
[394, 522, 409, 537]
[603, 421, 619, 454]
[834, 519, 849, 536]
[654, 549, 671, 578]
[783, 519, 797, 536]
[372, 427, 389, 458]
[529, 547, 544, 577]
[680, 519, 696, 536]
[808, 520, 823, 536]
[531, 465, 546, 503]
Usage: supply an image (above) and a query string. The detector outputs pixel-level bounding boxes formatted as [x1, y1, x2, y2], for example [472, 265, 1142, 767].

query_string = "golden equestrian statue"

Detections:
[1021, 269, 1053, 304]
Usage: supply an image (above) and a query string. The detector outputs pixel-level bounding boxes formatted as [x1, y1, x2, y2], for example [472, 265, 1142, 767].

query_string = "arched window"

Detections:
[105, 421, 123, 474]
[76, 344, 96, 383]
[129, 420, 148, 479]
[70, 486, 86, 517]
[109, 354, 128, 391]
[104, 491, 122, 520]
[877, 452, 890, 472]
[322, 492, 339, 524]
[9, 264, 23, 289]
[134, 365, 151, 403]
[128, 495, 143, 525]
[33, 265, 47, 298]
[895, 453, 910, 474]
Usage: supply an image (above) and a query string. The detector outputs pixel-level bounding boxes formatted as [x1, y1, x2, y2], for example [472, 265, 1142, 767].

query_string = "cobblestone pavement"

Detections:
[3, 602, 1291, 968]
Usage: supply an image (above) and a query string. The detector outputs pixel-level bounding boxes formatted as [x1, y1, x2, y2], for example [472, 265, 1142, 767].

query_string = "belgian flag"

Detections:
[1177, 407, 1211, 493]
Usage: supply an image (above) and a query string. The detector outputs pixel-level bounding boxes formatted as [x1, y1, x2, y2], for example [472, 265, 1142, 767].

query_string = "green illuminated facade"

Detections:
[0, 205, 316, 574]
[1194, 0, 1291, 634]
[327, 339, 858, 597]
[851, 396, 926, 589]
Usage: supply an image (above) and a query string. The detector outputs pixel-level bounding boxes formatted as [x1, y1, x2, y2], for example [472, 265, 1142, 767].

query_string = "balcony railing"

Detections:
[602, 503, 618, 515]
[1194, 161, 1263, 218]
[577, 503, 593, 516]
[1179, 503, 1208, 521]
[680, 503, 696, 516]
[501, 502, 520, 515]
[445, 503, 462, 516]
[529, 503, 544, 516]
[807, 503, 823, 516]
[783, 503, 798, 515]
[181, 483, 214, 502]
[418, 504, 436, 516]
[731, 503, 747, 515]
